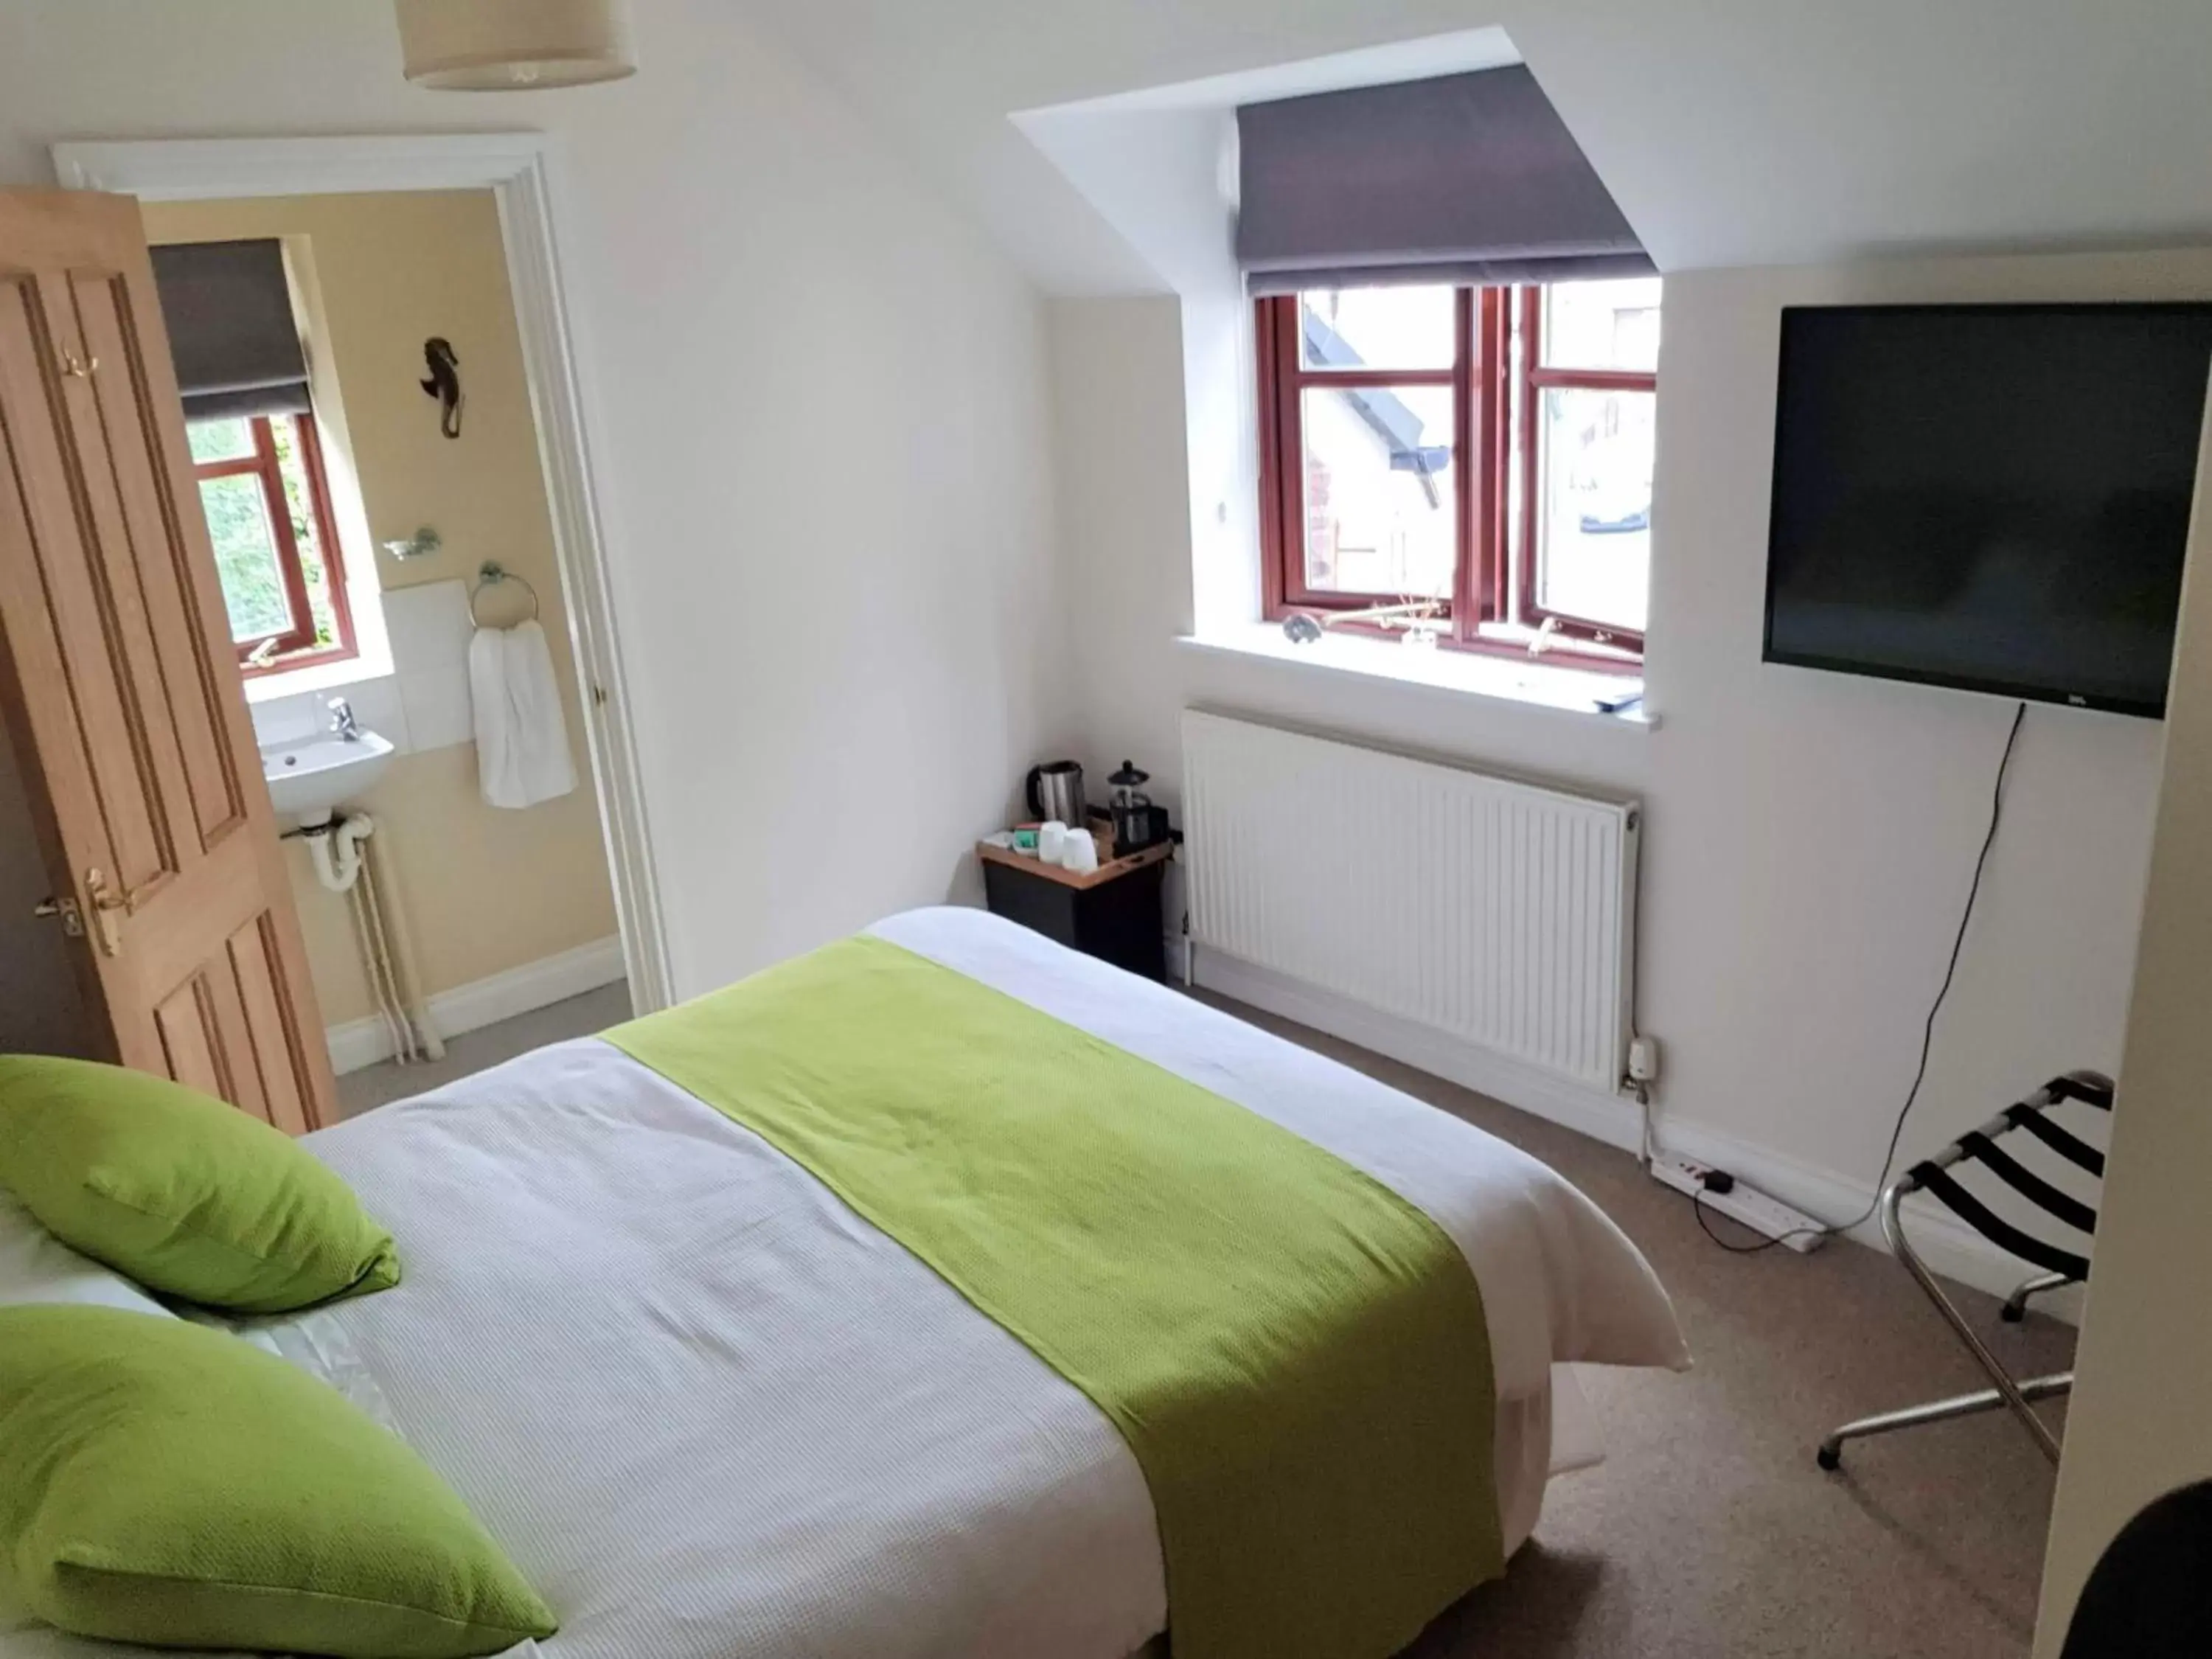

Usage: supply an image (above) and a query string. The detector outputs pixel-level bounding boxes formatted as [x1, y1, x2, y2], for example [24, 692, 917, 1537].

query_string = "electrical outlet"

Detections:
[1627, 1035, 1660, 1083]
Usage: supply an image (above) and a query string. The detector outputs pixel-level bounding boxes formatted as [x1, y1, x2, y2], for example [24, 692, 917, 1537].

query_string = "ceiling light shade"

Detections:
[397, 0, 636, 91]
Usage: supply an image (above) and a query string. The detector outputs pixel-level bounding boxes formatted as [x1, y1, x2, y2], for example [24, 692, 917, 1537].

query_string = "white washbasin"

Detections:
[261, 731, 395, 827]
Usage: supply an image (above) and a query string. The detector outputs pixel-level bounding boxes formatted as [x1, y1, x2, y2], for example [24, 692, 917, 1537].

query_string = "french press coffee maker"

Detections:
[1107, 761, 1169, 856]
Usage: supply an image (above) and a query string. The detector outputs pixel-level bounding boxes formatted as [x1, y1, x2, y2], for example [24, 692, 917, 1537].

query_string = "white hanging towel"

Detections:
[468, 619, 578, 810]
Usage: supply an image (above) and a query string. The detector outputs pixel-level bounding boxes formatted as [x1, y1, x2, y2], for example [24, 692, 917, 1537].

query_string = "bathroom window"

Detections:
[1256, 277, 1658, 666]
[187, 412, 357, 675]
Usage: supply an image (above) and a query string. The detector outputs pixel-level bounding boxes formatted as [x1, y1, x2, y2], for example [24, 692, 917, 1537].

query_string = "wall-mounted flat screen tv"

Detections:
[1764, 303, 2212, 717]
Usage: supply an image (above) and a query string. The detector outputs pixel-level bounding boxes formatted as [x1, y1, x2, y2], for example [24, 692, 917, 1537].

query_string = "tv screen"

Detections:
[1764, 303, 2212, 717]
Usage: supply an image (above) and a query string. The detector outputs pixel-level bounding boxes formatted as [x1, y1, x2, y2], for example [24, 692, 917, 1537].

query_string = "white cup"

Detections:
[1062, 830, 1099, 874]
[1037, 821, 1068, 863]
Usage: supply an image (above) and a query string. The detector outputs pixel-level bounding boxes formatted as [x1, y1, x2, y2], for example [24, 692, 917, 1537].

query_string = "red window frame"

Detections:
[1514, 288, 1655, 651]
[189, 413, 356, 676]
[1257, 283, 1652, 669]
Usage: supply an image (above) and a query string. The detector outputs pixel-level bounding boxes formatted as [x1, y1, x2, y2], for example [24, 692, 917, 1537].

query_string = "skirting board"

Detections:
[1192, 947, 2084, 1326]
[325, 935, 627, 1077]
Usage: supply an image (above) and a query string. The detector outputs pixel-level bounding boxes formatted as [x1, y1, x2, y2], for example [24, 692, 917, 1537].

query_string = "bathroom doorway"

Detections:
[46, 136, 668, 1121]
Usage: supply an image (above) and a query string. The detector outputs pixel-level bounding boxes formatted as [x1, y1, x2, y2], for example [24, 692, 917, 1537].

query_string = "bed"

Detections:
[2, 906, 1687, 1659]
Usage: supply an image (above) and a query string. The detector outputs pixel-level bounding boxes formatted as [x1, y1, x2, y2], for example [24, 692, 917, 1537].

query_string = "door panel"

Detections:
[0, 190, 335, 1130]
[0, 271, 158, 892]
[152, 978, 219, 1100]
[197, 942, 268, 1124]
[229, 916, 310, 1134]
[41, 269, 199, 898]
[72, 266, 243, 847]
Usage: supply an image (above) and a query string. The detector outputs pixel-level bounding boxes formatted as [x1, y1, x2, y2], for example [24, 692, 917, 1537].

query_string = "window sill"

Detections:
[243, 650, 392, 704]
[1175, 623, 1659, 730]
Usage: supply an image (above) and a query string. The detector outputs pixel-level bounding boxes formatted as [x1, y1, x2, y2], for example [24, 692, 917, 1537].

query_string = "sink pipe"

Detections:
[299, 813, 446, 1065]
[305, 813, 375, 893]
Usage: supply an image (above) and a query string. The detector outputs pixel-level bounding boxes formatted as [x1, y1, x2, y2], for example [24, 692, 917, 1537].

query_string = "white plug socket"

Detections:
[1627, 1035, 1660, 1084]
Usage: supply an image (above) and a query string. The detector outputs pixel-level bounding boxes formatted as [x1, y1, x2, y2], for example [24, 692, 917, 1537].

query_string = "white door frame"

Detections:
[52, 133, 674, 1014]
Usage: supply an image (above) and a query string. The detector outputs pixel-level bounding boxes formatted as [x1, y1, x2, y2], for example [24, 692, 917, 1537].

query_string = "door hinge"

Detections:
[591, 685, 609, 709]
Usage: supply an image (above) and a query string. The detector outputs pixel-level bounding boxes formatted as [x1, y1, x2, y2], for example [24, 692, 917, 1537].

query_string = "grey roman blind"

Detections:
[150, 240, 312, 423]
[1235, 66, 1652, 295]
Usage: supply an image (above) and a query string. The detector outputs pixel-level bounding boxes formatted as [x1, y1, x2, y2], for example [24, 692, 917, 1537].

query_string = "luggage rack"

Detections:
[1818, 1070, 2110, 1471]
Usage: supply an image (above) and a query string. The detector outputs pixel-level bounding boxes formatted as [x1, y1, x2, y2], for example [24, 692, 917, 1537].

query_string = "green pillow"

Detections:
[0, 1304, 557, 1657]
[0, 1054, 397, 1314]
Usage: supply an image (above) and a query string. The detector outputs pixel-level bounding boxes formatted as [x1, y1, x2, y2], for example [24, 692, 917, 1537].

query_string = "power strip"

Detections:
[1649, 1153, 1827, 1253]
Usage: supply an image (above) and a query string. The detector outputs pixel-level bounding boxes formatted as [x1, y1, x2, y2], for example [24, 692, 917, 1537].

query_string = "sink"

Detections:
[261, 731, 396, 827]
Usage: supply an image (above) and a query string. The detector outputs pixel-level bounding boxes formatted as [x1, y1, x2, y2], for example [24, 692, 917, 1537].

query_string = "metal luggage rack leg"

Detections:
[2002, 1270, 2074, 1325]
[1818, 1070, 2111, 1473]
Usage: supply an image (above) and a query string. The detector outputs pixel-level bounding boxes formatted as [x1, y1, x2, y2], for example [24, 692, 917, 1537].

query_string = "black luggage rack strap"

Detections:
[1901, 1071, 2109, 1281]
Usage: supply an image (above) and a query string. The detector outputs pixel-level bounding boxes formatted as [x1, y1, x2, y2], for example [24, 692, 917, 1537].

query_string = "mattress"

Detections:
[1, 907, 1686, 1659]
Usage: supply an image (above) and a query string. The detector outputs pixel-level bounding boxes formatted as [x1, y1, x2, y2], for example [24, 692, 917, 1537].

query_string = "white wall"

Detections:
[0, 0, 1077, 999]
[734, 0, 2212, 297]
[2033, 354, 2212, 1655]
[1053, 247, 2212, 1222]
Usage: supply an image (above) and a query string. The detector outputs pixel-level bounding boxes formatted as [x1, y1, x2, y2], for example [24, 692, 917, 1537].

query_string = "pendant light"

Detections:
[397, 0, 636, 91]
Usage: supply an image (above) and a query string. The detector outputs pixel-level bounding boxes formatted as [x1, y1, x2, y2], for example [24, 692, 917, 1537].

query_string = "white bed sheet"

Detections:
[2, 908, 1685, 1659]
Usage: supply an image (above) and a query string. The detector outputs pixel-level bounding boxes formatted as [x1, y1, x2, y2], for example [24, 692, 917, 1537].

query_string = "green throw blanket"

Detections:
[606, 936, 1500, 1659]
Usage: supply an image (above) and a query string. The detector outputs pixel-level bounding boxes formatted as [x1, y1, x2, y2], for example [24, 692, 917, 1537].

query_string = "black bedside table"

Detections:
[978, 833, 1172, 983]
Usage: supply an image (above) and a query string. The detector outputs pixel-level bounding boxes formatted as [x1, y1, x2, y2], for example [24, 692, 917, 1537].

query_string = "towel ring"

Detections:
[469, 561, 540, 627]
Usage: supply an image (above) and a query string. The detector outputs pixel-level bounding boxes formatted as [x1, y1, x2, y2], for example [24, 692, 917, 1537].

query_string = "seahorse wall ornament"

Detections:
[420, 337, 463, 439]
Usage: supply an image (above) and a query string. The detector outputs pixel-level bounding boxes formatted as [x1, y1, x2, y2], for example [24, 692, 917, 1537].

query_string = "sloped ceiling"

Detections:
[735, 0, 2212, 295]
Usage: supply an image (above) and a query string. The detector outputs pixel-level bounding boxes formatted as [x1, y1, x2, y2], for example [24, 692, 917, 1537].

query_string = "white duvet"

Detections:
[3, 908, 1686, 1659]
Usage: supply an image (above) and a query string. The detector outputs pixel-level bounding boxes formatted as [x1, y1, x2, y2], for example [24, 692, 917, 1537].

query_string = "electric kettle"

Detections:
[1025, 760, 1085, 827]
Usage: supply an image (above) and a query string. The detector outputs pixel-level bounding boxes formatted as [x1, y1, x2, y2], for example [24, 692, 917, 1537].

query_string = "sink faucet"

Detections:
[327, 698, 361, 742]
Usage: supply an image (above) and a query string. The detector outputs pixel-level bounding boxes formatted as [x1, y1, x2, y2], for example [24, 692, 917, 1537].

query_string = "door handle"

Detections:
[83, 868, 124, 958]
[32, 894, 85, 937]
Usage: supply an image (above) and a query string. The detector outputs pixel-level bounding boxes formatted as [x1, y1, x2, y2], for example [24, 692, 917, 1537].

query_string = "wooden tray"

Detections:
[976, 834, 1172, 891]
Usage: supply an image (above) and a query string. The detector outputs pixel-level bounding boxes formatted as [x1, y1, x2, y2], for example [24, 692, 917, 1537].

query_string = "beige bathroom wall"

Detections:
[143, 191, 619, 1028]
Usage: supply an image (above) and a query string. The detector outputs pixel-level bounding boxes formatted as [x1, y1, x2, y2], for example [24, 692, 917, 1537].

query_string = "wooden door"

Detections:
[0, 190, 335, 1133]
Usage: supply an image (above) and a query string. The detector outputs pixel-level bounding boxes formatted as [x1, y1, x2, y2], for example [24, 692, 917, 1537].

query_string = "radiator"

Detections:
[1181, 710, 1641, 1093]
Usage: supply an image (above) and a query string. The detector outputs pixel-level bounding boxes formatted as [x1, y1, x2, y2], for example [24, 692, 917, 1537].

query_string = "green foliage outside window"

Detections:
[189, 415, 344, 656]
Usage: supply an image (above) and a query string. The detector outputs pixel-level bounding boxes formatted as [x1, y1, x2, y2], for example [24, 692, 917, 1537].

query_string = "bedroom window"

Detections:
[187, 411, 356, 675]
[1256, 277, 1658, 667]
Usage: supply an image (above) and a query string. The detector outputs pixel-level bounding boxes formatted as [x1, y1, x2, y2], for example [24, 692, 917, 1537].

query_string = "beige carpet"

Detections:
[1203, 996, 2073, 1659]
[333, 981, 633, 1118]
